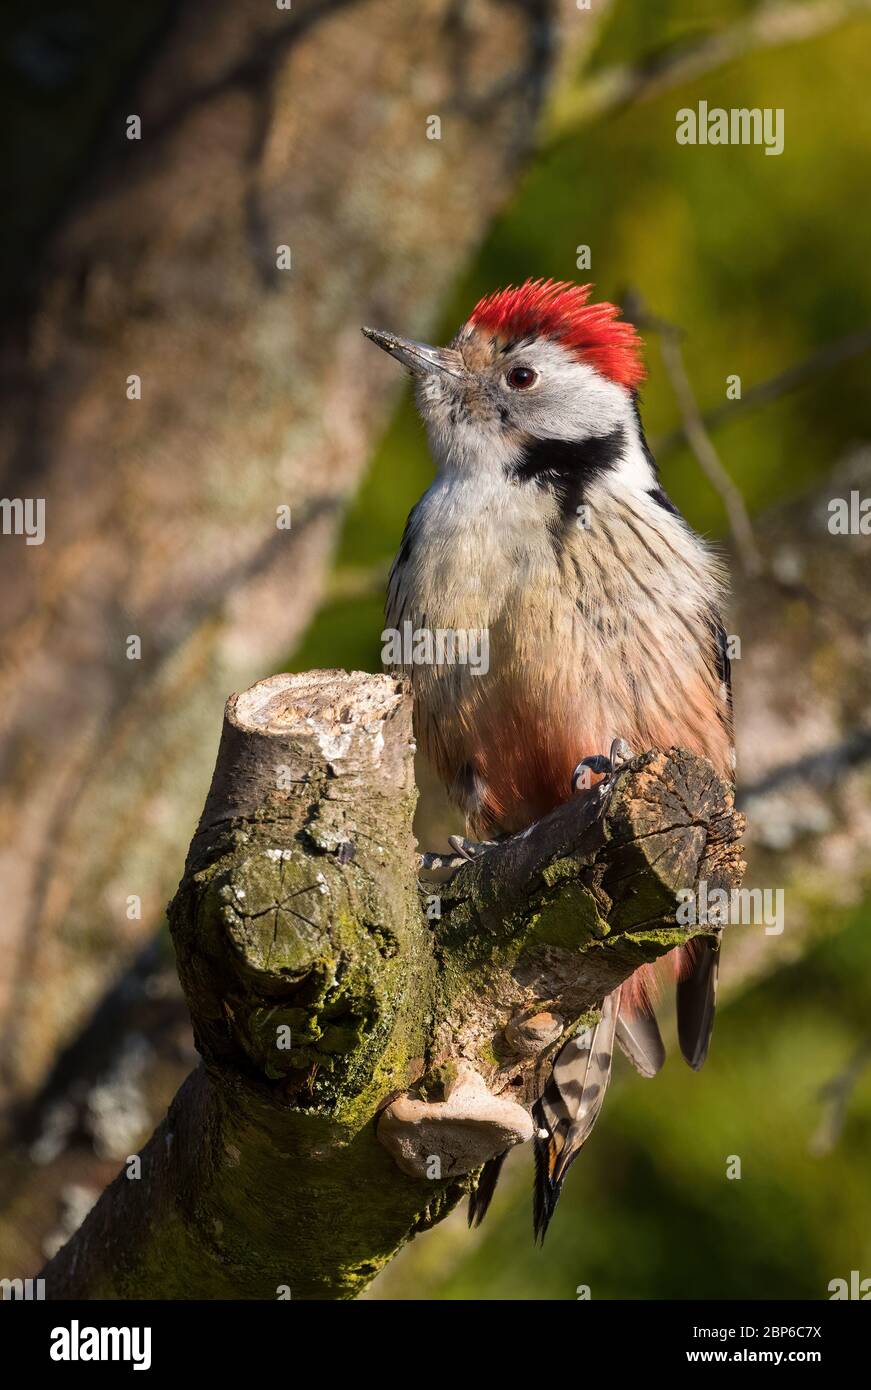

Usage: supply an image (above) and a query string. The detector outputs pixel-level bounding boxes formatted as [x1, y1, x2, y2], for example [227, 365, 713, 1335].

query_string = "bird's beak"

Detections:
[362, 326, 463, 378]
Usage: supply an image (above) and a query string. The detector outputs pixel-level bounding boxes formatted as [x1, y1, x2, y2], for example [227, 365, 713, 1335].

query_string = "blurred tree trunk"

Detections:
[728, 447, 871, 985]
[0, 0, 607, 1103]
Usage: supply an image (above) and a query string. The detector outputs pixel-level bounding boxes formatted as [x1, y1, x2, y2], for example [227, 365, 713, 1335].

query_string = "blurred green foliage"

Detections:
[291, 0, 871, 1299]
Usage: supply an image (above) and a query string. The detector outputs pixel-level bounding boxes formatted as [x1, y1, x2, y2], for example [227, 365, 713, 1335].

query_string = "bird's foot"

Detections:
[418, 835, 500, 875]
[609, 737, 633, 772]
[447, 834, 500, 861]
[572, 738, 633, 794]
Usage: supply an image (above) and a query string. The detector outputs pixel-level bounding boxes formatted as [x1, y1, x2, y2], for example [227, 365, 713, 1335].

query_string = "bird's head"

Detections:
[363, 279, 650, 486]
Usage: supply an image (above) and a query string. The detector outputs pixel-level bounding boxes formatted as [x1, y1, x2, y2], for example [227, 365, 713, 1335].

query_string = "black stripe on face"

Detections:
[647, 485, 682, 518]
[507, 426, 626, 540]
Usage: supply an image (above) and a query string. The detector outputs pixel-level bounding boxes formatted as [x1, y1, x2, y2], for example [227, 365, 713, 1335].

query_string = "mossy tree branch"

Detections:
[41, 670, 744, 1300]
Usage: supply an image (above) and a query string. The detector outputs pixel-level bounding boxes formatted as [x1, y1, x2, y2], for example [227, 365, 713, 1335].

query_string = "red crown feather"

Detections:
[468, 279, 645, 390]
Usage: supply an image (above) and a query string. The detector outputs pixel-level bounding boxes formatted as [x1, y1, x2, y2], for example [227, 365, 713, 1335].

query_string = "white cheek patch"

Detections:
[608, 434, 658, 491]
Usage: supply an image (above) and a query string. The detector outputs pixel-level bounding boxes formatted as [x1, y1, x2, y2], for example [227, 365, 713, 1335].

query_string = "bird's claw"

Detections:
[609, 737, 632, 770]
[572, 738, 634, 793]
[447, 834, 499, 861]
[418, 835, 500, 875]
[572, 755, 611, 789]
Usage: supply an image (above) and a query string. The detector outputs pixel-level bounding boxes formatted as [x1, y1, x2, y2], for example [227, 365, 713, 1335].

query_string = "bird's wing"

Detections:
[384, 498, 422, 634]
[675, 607, 732, 1070]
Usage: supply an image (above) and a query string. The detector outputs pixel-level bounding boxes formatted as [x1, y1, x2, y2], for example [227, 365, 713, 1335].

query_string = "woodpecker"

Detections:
[363, 279, 733, 1240]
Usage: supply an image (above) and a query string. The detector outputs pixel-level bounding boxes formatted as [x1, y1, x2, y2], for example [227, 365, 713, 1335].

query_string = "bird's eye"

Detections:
[506, 366, 537, 391]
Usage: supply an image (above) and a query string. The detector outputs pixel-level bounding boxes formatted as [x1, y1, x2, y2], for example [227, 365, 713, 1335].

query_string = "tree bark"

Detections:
[40, 669, 743, 1299]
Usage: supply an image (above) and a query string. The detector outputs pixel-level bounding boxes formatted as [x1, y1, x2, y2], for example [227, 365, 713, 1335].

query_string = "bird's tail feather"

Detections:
[469, 940, 717, 1238]
[676, 936, 719, 1070]
[532, 986, 621, 1243]
[615, 995, 666, 1078]
[467, 1152, 507, 1228]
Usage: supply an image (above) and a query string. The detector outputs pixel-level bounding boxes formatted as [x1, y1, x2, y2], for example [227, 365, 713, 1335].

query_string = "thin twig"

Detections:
[658, 330, 764, 576]
[738, 729, 871, 806]
[809, 1036, 871, 1156]
[629, 296, 764, 576]
[655, 323, 871, 459]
